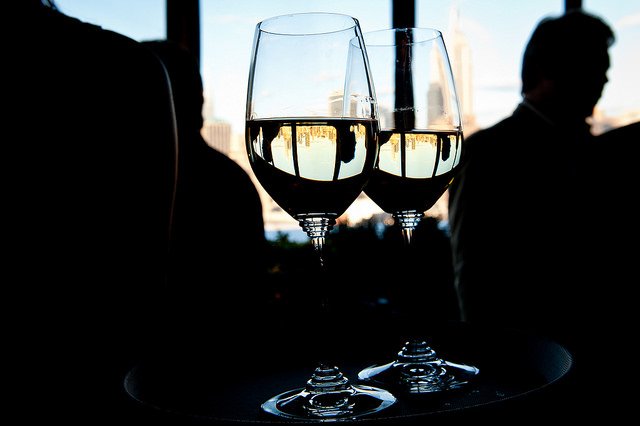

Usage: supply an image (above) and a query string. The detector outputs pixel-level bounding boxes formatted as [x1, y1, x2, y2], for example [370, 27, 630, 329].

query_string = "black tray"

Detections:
[124, 322, 573, 425]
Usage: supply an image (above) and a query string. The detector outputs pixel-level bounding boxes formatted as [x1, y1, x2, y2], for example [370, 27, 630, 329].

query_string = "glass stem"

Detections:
[291, 213, 370, 418]
[296, 214, 337, 269]
[401, 227, 414, 246]
[393, 210, 424, 246]
[310, 235, 326, 268]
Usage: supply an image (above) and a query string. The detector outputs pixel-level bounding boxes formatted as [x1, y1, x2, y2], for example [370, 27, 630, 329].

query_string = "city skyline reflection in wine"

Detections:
[245, 12, 396, 420]
[358, 27, 479, 395]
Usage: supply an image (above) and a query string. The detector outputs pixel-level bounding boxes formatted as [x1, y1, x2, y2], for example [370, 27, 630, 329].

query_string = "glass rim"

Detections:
[363, 27, 443, 46]
[257, 12, 359, 36]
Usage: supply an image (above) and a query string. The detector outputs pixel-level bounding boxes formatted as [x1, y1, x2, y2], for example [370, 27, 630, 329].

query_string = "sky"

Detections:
[51, 0, 639, 238]
[55, 0, 639, 136]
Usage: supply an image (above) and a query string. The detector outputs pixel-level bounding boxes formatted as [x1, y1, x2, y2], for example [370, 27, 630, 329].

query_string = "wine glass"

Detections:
[245, 13, 395, 420]
[358, 27, 479, 394]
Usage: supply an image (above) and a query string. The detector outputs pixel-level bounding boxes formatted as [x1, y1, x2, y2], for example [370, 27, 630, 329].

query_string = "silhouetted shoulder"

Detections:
[456, 110, 532, 177]
[593, 121, 639, 214]
[190, 141, 264, 226]
[593, 121, 639, 184]
[596, 121, 640, 146]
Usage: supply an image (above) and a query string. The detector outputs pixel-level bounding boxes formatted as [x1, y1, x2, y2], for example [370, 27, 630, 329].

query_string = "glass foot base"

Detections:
[261, 364, 396, 421]
[358, 340, 479, 395]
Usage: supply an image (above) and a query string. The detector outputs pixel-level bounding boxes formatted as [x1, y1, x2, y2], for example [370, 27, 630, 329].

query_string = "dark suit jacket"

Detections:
[448, 102, 596, 346]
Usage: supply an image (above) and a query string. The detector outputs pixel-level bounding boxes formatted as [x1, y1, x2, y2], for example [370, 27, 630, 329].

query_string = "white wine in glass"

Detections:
[246, 13, 395, 420]
[359, 27, 479, 395]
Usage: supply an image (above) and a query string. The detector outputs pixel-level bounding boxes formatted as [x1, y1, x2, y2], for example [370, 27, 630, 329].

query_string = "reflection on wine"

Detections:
[364, 130, 462, 214]
[246, 118, 378, 219]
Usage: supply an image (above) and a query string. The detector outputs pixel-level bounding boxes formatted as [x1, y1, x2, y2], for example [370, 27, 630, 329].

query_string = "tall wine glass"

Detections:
[246, 13, 395, 420]
[358, 28, 478, 394]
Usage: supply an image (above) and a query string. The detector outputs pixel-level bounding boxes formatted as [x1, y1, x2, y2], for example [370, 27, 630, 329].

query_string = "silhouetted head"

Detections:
[521, 10, 614, 122]
[17, 0, 58, 11]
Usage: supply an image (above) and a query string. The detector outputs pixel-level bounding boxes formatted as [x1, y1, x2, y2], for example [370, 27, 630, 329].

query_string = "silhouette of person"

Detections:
[9, 1, 177, 422]
[141, 40, 268, 348]
[448, 10, 615, 348]
[446, 12, 640, 420]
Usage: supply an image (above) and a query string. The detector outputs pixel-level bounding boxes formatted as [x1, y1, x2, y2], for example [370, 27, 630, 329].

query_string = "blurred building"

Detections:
[590, 107, 640, 135]
[202, 119, 232, 154]
[448, 5, 478, 135]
